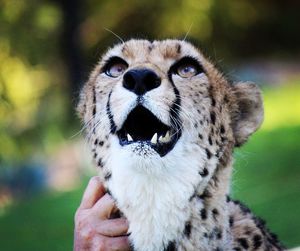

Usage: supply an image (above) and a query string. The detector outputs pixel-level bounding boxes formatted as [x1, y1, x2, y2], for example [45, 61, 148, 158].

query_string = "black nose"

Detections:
[123, 69, 161, 95]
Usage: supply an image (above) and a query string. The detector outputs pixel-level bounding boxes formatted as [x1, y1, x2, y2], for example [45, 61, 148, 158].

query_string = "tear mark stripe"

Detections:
[92, 86, 97, 134]
[106, 90, 117, 134]
[92, 86, 96, 115]
[167, 73, 182, 141]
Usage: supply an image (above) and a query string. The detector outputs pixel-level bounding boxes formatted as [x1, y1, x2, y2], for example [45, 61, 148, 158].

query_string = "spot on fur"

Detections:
[220, 125, 225, 134]
[210, 111, 216, 125]
[237, 238, 249, 249]
[208, 136, 213, 145]
[104, 172, 112, 180]
[97, 158, 103, 167]
[184, 221, 192, 238]
[199, 167, 209, 177]
[212, 208, 219, 220]
[253, 234, 262, 249]
[164, 241, 176, 251]
[229, 216, 234, 227]
[200, 208, 207, 220]
[205, 148, 212, 159]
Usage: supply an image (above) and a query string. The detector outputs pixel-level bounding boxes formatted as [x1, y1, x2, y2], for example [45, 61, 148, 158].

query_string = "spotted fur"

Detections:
[78, 39, 285, 251]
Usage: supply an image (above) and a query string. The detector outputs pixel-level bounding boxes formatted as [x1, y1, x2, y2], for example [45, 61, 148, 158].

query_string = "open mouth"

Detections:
[116, 105, 181, 157]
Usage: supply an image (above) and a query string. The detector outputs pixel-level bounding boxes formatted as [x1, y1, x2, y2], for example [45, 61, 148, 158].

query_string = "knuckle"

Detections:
[75, 211, 89, 230]
[80, 226, 96, 241]
[75, 219, 83, 230]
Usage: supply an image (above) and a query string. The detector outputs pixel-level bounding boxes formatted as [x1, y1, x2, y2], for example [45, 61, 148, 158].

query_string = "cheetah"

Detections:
[77, 39, 285, 251]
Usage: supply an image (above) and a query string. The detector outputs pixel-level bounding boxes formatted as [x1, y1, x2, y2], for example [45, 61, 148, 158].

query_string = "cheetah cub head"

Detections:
[77, 39, 264, 249]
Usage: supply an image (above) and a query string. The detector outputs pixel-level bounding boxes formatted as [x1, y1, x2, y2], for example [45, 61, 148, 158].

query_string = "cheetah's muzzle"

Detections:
[117, 105, 181, 157]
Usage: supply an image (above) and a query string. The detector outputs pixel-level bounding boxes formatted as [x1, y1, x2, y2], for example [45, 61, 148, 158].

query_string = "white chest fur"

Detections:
[105, 138, 207, 251]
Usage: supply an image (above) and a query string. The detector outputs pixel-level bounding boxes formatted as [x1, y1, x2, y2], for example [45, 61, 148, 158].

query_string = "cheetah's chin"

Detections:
[116, 105, 181, 157]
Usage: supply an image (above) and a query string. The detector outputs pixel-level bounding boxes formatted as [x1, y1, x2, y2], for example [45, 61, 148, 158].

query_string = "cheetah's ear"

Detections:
[231, 82, 264, 146]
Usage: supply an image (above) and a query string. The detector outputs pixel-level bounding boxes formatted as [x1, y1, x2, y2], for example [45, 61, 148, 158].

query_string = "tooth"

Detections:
[159, 135, 164, 143]
[159, 131, 171, 143]
[165, 131, 170, 141]
[127, 134, 133, 141]
[151, 133, 158, 144]
[159, 135, 167, 143]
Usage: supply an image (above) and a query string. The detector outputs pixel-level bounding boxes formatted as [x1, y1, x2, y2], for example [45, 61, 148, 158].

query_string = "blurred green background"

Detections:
[0, 0, 299, 250]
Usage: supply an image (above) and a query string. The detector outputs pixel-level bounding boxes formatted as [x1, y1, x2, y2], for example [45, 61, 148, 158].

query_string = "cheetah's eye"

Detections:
[169, 56, 204, 79]
[102, 56, 128, 78]
[177, 64, 197, 78]
[106, 63, 128, 78]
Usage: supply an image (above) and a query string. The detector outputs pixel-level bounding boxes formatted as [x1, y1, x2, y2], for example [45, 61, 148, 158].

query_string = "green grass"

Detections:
[0, 189, 83, 251]
[233, 126, 300, 248]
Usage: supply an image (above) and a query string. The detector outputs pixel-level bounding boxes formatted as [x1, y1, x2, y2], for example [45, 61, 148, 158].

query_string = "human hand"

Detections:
[74, 177, 130, 251]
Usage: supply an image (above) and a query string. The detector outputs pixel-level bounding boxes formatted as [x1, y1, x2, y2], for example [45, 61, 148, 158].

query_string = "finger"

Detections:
[80, 177, 105, 209]
[96, 218, 129, 237]
[102, 236, 130, 251]
[93, 193, 116, 219]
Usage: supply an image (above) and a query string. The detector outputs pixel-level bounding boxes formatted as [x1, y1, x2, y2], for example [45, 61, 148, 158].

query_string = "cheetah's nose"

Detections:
[123, 69, 161, 96]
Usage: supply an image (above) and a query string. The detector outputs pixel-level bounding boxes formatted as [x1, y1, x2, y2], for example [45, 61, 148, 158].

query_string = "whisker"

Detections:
[104, 28, 125, 44]
[183, 22, 194, 41]
[159, 97, 196, 126]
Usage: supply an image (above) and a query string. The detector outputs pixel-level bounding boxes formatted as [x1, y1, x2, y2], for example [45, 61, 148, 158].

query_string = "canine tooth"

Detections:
[165, 131, 170, 140]
[151, 133, 158, 144]
[127, 134, 133, 141]
[163, 131, 171, 142]
[159, 131, 171, 143]
[159, 135, 167, 143]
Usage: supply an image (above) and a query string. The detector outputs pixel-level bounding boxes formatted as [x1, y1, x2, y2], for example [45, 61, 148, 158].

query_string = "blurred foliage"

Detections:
[262, 83, 300, 130]
[1, 0, 300, 165]
[0, 0, 68, 164]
